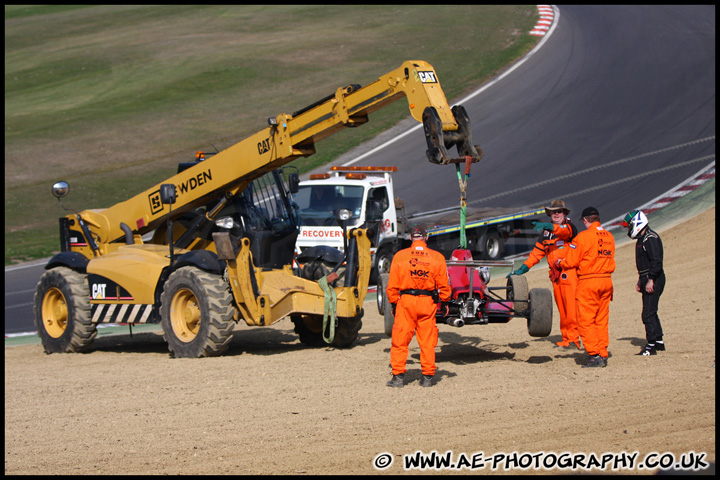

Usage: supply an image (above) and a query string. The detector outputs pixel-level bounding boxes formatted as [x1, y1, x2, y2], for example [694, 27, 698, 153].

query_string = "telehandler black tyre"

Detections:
[331, 310, 363, 348]
[291, 314, 326, 347]
[34, 267, 97, 353]
[291, 311, 363, 348]
[507, 274, 529, 313]
[527, 288, 553, 337]
[160, 267, 235, 358]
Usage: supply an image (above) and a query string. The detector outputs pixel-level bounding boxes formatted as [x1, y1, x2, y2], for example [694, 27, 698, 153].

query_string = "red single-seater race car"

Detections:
[376, 248, 553, 338]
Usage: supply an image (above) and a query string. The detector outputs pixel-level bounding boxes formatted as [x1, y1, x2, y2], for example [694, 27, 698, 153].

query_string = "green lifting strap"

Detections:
[318, 275, 337, 344]
[455, 163, 468, 249]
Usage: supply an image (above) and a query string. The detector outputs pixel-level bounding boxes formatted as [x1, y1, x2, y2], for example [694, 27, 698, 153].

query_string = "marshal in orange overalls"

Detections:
[386, 239, 452, 377]
[523, 222, 580, 348]
[560, 221, 616, 359]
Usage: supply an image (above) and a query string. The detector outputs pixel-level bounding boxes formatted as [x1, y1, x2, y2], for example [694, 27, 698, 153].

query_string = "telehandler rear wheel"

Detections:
[34, 267, 97, 353]
[160, 267, 235, 358]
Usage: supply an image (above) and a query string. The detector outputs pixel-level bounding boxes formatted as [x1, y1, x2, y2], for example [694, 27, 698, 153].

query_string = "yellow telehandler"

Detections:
[34, 60, 482, 357]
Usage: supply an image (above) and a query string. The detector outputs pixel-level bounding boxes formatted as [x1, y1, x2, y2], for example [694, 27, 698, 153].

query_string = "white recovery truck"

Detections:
[293, 166, 546, 282]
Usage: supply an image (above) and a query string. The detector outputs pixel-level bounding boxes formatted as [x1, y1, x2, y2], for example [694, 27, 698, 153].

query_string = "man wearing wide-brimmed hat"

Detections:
[508, 199, 580, 349]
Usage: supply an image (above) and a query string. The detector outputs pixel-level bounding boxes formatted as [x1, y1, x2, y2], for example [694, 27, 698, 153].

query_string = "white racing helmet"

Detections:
[622, 210, 648, 239]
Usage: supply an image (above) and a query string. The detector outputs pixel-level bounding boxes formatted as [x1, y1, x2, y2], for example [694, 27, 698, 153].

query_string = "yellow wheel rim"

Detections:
[170, 288, 201, 343]
[42, 287, 68, 339]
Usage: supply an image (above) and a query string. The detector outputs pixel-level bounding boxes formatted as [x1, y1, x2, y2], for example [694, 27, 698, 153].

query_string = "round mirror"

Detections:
[52, 181, 69, 198]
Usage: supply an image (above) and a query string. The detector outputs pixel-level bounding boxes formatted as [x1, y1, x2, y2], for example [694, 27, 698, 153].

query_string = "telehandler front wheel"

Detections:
[291, 314, 326, 347]
[160, 267, 235, 358]
[291, 311, 363, 348]
[331, 310, 363, 348]
[34, 267, 97, 353]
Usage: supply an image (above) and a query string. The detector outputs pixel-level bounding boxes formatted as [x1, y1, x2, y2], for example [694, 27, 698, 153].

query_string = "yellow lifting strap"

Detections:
[318, 275, 337, 344]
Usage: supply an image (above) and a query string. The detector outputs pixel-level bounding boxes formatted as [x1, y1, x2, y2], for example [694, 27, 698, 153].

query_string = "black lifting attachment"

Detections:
[423, 105, 484, 165]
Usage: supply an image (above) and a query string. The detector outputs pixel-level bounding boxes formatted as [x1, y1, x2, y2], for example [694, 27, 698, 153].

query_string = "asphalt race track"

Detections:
[4, 5, 715, 336]
[342, 5, 715, 220]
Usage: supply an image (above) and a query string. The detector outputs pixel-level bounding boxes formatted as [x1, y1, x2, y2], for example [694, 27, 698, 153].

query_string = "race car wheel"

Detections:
[160, 267, 235, 358]
[527, 288, 553, 337]
[507, 274, 529, 313]
[34, 267, 97, 353]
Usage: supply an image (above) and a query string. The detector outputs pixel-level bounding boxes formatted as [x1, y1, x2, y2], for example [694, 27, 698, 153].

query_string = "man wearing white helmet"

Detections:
[623, 210, 666, 356]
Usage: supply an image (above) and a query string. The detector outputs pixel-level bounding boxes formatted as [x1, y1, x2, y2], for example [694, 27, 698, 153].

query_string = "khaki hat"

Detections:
[545, 199, 570, 216]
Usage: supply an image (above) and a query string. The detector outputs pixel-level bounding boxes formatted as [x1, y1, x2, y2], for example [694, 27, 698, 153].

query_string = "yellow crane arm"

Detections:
[81, 60, 480, 246]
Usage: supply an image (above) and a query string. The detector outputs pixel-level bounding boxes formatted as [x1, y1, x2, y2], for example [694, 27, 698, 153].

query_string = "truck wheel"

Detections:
[383, 302, 395, 337]
[376, 273, 390, 315]
[370, 247, 393, 285]
[376, 272, 395, 336]
[507, 274, 529, 313]
[160, 267, 235, 358]
[527, 288, 553, 337]
[481, 231, 504, 260]
[291, 314, 326, 347]
[34, 267, 97, 353]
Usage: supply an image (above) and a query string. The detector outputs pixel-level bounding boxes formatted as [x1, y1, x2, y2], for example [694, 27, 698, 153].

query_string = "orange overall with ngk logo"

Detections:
[560, 222, 616, 358]
[524, 222, 580, 347]
[386, 239, 451, 376]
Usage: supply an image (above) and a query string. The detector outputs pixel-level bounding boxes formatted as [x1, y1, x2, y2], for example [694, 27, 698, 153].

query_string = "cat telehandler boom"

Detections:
[34, 60, 482, 358]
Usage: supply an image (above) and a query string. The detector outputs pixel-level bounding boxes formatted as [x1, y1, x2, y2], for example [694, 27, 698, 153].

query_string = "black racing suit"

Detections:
[635, 227, 665, 343]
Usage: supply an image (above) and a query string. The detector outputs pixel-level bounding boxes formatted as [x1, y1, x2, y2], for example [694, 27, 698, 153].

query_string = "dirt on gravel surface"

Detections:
[5, 208, 715, 475]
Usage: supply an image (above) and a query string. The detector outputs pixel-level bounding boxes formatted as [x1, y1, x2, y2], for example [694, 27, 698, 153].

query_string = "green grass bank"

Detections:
[5, 5, 540, 264]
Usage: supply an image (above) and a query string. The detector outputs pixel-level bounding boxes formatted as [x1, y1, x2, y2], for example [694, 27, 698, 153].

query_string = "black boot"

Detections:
[637, 344, 657, 356]
[419, 375, 434, 387]
[386, 373, 405, 388]
[582, 354, 606, 368]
